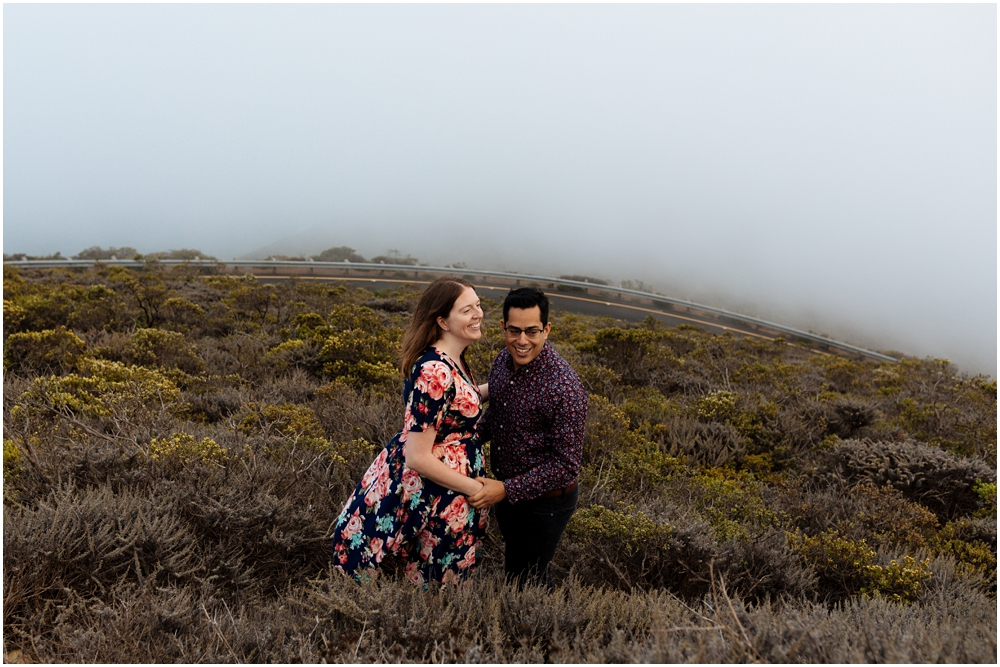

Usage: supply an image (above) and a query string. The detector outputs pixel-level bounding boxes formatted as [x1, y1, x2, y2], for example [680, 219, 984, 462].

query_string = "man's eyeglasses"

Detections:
[503, 326, 544, 339]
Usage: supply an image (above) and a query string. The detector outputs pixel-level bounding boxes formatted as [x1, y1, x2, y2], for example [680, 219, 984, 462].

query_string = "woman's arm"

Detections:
[478, 383, 489, 401]
[404, 428, 484, 497]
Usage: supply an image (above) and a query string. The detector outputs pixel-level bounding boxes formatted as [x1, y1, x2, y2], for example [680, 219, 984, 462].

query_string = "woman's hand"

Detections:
[403, 428, 484, 497]
[478, 382, 489, 401]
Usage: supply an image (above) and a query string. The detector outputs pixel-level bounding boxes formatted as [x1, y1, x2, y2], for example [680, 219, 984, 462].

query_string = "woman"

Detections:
[332, 277, 490, 586]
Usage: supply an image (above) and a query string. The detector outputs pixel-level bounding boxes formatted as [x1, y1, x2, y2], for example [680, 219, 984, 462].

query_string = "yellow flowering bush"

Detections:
[12, 358, 181, 420]
[3, 439, 22, 484]
[149, 432, 228, 467]
[4, 326, 87, 373]
[788, 529, 932, 603]
[568, 504, 673, 557]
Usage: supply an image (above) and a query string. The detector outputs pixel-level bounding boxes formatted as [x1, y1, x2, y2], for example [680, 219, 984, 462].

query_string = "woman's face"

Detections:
[439, 286, 483, 345]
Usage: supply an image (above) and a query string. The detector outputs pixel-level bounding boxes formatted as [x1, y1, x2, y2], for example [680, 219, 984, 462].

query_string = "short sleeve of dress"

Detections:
[405, 355, 456, 433]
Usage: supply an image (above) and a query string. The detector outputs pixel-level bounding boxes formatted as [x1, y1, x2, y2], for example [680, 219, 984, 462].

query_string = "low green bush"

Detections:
[12, 358, 182, 421]
[149, 433, 229, 468]
[123, 328, 205, 374]
[4, 326, 87, 374]
[787, 529, 932, 603]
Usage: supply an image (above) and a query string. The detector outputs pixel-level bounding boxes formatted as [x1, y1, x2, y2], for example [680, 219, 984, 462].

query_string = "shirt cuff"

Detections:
[501, 475, 530, 504]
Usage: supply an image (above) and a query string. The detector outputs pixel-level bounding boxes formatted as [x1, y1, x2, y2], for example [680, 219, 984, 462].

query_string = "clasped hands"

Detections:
[468, 476, 506, 509]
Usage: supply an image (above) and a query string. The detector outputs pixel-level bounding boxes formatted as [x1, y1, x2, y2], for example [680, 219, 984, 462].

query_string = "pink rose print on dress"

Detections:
[385, 532, 403, 553]
[440, 496, 471, 534]
[361, 449, 388, 490]
[369, 537, 385, 563]
[417, 529, 441, 561]
[415, 360, 453, 400]
[433, 433, 470, 475]
[437, 445, 469, 474]
[451, 379, 480, 418]
[405, 561, 425, 587]
[364, 463, 391, 507]
[341, 509, 363, 541]
[400, 468, 423, 502]
[441, 569, 461, 586]
[400, 409, 417, 442]
[457, 543, 477, 570]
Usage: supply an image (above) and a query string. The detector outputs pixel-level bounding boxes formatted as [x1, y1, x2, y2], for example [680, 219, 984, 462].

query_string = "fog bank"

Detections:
[4, 4, 996, 376]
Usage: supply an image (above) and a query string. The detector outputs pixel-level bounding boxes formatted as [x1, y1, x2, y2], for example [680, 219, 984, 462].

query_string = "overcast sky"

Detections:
[3, 3, 996, 376]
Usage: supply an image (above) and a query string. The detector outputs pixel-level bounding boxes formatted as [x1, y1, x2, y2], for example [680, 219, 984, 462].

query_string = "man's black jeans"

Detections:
[494, 486, 579, 589]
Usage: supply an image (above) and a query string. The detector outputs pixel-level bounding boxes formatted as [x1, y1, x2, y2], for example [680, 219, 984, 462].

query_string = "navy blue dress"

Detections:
[331, 347, 487, 586]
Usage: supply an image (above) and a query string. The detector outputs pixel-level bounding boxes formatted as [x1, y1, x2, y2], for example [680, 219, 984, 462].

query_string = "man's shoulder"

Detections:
[488, 348, 511, 376]
[544, 345, 582, 379]
[492, 347, 511, 367]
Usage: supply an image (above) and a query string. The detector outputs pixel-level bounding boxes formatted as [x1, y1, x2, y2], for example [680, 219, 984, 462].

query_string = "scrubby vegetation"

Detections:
[259, 245, 421, 266]
[4, 247, 218, 262]
[3, 263, 996, 662]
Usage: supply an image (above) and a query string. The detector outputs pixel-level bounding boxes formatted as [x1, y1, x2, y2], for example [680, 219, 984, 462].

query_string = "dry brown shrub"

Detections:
[820, 438, 995, 519]
[5, 564, 996, 663]
[661, 416, 747, 468]
[822, 396, 879, 438]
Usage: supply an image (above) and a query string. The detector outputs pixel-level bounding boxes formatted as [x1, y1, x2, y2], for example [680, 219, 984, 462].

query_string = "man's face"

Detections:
[502, 306, 550, 368]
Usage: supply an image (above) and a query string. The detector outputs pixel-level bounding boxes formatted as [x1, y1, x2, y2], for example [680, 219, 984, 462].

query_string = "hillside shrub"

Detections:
[3, 439, 22, 486]
[577, 327, 678, 385]
[821, 439, 996, 519]
[4, 327, 87, 374]
[933, 519, 997, 589]
[822, 396, 879, 438]
[238, 402, 338, 461]
[104, 265, 172, 327]
[12, 359, 181, 422]
[688, 468, 779, 542]
[123, 328, 205, 374]
[564, 504, 712, 595]
[149, 433, 229, 468]
[159, 297, 206, 332]
[661, 418, 747, 467]
[787, 529, 932, 602]
[265, 338, 324, 373]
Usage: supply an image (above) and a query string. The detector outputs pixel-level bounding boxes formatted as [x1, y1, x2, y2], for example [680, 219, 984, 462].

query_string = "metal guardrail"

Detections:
[5, 258, 898, 363]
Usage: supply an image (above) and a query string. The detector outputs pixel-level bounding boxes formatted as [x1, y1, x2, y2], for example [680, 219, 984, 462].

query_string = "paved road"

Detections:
[7, 258, 888, 361]
[258, 274, 810, 348]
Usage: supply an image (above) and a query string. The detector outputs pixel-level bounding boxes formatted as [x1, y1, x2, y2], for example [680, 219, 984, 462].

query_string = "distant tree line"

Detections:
[4, 247, 217, 262]
[4, 247, 659, 300]
[264, 246, 421, 266]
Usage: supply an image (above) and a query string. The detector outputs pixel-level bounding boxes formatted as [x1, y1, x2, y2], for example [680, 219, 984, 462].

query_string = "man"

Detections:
[468, 287, 588, 588]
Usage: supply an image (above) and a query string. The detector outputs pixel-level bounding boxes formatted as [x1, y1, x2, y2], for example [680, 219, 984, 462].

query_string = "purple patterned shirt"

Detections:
[479, 342, 588, 504]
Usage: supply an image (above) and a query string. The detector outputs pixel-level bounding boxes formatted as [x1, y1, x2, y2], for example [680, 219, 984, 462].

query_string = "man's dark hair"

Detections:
[502, 287, 549, 326]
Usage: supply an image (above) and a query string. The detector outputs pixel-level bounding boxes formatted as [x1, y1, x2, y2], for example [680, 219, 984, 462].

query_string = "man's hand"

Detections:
[468, 477, 506, 509]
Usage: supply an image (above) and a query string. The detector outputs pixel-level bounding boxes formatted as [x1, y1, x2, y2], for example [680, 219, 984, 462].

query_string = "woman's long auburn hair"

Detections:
[399, 276, 476, 377]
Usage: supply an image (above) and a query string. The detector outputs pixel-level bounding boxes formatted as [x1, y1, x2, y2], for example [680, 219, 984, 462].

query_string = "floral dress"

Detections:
[331, 347, 487, 586]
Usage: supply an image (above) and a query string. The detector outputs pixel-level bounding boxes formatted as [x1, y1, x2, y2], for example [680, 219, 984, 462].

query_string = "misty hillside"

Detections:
[3, 262, 995, 662]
